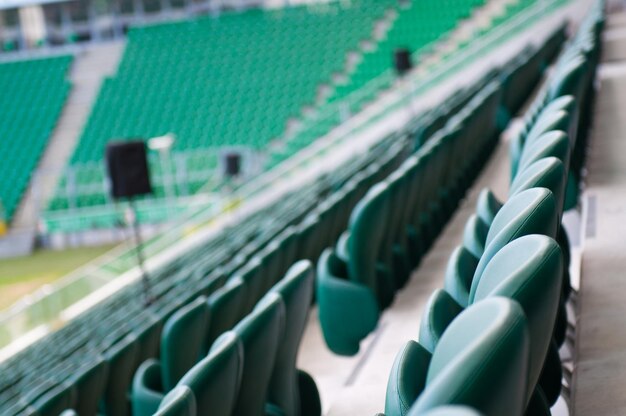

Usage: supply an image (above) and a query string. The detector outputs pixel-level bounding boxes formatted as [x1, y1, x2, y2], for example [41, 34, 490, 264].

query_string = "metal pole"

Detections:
[129, 198, 153, 306]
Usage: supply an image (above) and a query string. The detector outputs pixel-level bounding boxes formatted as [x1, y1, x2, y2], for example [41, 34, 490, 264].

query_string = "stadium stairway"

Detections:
[10, 42, 125, 234]
[573, 4, 626, 413]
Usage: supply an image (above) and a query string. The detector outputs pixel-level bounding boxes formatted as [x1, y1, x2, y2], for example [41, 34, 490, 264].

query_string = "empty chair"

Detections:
[176, 332, 243, 416]
[386, 298, 529, 416]
[445, 187, 558, 307]
[416, 406, 484, 416]
[100, 333, 139, 416]
[203, 277, 246, 353]
[132, 296, 210, 416]
[28, 382, 77, 416]
[266, 260, 321, 416]
[232, 292, 285, 416]
[70, 358, 108, 416]
[420, 236, 563, 408]
[316, 184, 391, 356]
[155, 386, 196, 416]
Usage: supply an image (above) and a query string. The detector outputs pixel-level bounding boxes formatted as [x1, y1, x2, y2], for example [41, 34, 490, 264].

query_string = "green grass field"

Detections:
[0, 245, 116, 311]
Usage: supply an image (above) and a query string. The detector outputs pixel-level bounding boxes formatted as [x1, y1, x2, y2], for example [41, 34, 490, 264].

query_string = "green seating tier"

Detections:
[379, 3, 603, 414]
[0, 55, 72, 222]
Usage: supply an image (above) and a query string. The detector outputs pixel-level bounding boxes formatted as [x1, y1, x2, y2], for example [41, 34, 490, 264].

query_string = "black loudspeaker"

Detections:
[394, 48, 412, 75]
[224, 152, 241, 178]
[106, 140, 153, 199]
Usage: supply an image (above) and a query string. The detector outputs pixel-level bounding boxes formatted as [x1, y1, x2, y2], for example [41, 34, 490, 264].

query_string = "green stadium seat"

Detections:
[155, 386, 196, 416]
[100, 334, 139, 416]
[203, 276, 246, 354]
[266, 260, 320, 416]
[420, 235, 563, 408]
[132, 296, 210, 416]
[387, 298, 529, 415]
[232, 292, 285, 416]
[176, 332, 243, 416]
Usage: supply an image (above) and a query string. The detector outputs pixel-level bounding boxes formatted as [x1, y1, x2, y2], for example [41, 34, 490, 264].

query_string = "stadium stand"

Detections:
[0, 12, 573, 413]
[0, 1, 602, 415]
[0, 55, 72, 223]
[46, 0, 492, 221]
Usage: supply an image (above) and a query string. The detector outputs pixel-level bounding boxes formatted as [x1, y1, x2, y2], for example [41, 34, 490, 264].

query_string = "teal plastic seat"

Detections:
[204, 277, 246, 353]
[417, 406, 484, 416]
[155, 386, 196, 416]
[420, 236, 563, 408]
[316, 248, 379, 356]
[316, 183, 391, 356]
[442, 246, 478, 308]
[445, 187, 558, 309]
[232, 292, 285, 416]
[177, 332, 243, 416]
[71, 358, 108, 416]
[132, 296, 210, 416]
[101, 334, 139, 416]
[387, 298, 529, 416]
[471, 187, 558, 286]
[267, 261, 321, 416]
[515, 131, 570, 179]
[28, 383, 77, 416]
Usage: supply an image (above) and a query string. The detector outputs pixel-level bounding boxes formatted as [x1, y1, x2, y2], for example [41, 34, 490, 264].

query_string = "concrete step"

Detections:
[10, 41, 126, 234]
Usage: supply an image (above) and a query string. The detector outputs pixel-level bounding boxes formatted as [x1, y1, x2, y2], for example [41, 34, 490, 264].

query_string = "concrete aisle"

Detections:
[573, 11, 626, 415]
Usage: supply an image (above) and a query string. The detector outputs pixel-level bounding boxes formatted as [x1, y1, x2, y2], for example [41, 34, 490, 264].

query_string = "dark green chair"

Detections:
[387, 298, 529, 416]
[155, 386, 196, 416]
[267, 260, 321, 416]
[132, 296, 210, 416]
[417, 406, 484, 415]
[100, 334, 139, 416]
[71, 358, 108, 416]
[28, 382, 77, 416]
[471, 187, 558, 287]
[203, 276, 246, 353]
[445, 187, 558, 308]
[316, 183, 391, 356]
[177, 331, 243, 416]
[232, 292, 285, 416]
[420, 236, 562, 408]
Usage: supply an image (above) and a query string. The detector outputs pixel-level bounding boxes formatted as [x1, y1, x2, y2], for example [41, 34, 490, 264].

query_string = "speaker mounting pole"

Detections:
[128, 198, 154, 306]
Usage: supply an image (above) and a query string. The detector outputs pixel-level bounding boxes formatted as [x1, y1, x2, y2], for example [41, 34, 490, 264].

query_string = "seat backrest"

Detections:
[472, 235, 562, 402]
[155, 386, 196, 416]
[411, 405, 484, 416]
[471, 188, 558, 290]
[516, 131, 570, 177]
[71, 358, 108, 416]
[267, 260, 315, 416]
[443, 246, 479, 308]
[475, 189, 502, 227]
[234, 256, 265, 315]
[101, 333, 139, 416]
[524, 110, 570, 146]
[385, 340, 432, 416]
[411, 298, 529, 415]
[509, 157, 566, 212]
[161, 296, 210, 391]
[348, 183, 390, 295]
[178, 332, 243, 416]
[462, 215, 489, 259]
[232, 293, 285, 416]
[205, 277, 246, 353]
[29, 382, 77, 416]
